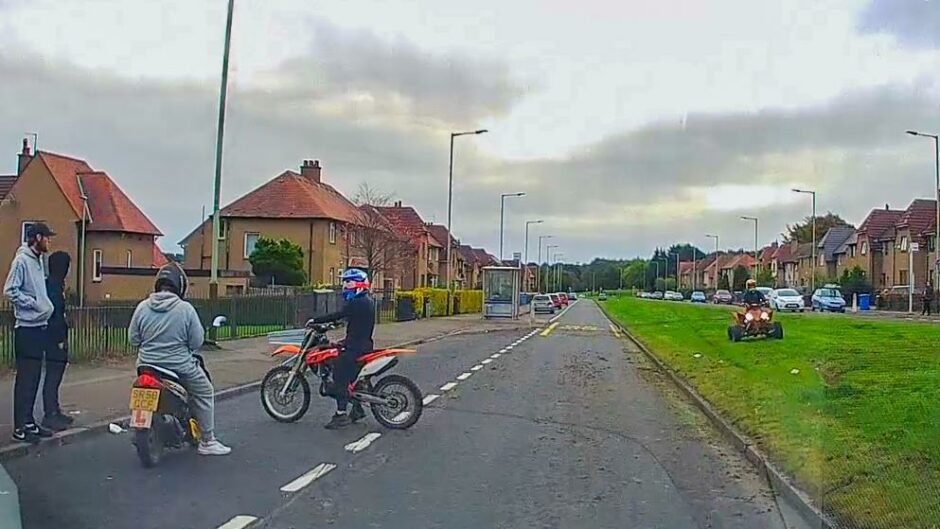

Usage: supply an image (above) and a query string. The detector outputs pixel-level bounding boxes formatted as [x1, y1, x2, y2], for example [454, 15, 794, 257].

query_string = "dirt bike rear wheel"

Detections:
[261, 365, 311, 423]
[370, 374, 423, 430]
[134, 427, 162, 468]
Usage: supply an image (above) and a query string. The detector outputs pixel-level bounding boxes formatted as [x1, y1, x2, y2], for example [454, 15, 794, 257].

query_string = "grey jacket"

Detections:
[3, 245, 54, 328]
[129, 292, 204, 369]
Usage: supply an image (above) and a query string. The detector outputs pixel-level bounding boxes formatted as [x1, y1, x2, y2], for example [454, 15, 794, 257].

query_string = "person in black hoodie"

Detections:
[42, 251, 73, 432]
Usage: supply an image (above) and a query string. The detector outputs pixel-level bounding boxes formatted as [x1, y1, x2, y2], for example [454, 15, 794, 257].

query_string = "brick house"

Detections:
[815, 226, 855, 281]
[426, 224, 466, 288]
[180, 160, 366, 286]
[833, 231, 859, 277]
[773, 243, 798, 287]
[881, 199, 936, 289]
[373, 202, 437, 289]
[0, 140, 181, 302]
[851, 205, 904, 290]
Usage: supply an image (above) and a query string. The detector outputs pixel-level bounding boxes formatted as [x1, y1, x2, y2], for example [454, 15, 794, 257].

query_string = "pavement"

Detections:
[3, 300, 815, 529]
[0, 313, 531, 450]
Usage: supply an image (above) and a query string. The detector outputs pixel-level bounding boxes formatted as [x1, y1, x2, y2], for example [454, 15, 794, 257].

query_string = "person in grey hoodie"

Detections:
[128, 262, 231, 456]
[3, 222, 56, 443]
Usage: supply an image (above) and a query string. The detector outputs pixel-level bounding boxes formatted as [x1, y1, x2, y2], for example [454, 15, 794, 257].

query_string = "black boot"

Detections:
[350, 403, 365, 422]
[324, 412, 352, 430]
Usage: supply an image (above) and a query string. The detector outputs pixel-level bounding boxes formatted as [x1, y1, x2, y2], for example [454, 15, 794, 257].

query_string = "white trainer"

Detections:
[198, 439, 232, 456]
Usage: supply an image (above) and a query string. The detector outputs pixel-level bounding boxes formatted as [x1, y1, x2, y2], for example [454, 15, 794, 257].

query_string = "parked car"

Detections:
[769, 288, 805, 312]
[756, 287, 773, 299]
[567, 292, 578, 300]
[548, 293, 563, 309]
[532, 294, 556, 314]
[557, 293, 570, 306]
[598, 292, 608, 301]
[690, 291, 707, 303]
[664, 291, 683, 301]
[651, 291, 664, 300]
[712, 289, 734, 304]
[812, 286, 846, 312]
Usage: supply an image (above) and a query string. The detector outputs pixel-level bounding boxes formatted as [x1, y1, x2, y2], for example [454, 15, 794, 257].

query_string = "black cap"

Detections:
[26, 222, 55, 239]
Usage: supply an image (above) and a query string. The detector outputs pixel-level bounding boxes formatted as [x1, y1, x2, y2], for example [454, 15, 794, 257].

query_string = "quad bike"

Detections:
[260, 321, 423, 429]
[728, 303, 783, 342]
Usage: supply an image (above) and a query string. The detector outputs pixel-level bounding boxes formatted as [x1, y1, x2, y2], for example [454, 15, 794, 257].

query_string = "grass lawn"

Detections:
[603, 296, 940, 529]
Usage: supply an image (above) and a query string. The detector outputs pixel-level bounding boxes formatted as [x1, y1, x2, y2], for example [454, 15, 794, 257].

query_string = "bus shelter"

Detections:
[482, 266, 521, 319]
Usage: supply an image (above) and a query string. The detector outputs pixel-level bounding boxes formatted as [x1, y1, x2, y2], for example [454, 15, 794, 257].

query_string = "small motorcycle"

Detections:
[129, 315, 227, 467]
[260, 321, 423, 429]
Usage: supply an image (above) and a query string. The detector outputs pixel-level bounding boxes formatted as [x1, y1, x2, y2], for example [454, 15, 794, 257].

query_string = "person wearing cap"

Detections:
[3, 222, 57, 443]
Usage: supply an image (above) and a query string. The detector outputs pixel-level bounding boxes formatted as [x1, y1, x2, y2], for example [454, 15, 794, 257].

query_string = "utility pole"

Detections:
[209, 0, 236, 298]
[793, 189, 817, 292]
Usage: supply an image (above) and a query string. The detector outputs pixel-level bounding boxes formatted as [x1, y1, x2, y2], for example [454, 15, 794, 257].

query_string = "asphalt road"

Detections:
[7, 301, 812, 529]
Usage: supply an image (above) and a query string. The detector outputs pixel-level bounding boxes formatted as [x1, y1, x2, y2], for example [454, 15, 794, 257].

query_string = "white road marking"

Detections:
[217, 515, 258, 529]
[440, 382, 458, 391]
[481, 358, 493, 364]
[423, 394, 440, 405]
[345, 432, 382, 453]
[499, 348, 509, 353]
[490, 353, 501, 359]
[393, 411, 412, 422]
[457, 372, 472, 380]
[505, 345, 514, 350]
[471, 364, 484, 371]
[280, 463, 336, 493]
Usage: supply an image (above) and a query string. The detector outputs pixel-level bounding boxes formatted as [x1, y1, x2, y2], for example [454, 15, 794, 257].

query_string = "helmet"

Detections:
[340, 268, 370, 301]
[154, 262, 188, 298]
[746, 279, 757, 289]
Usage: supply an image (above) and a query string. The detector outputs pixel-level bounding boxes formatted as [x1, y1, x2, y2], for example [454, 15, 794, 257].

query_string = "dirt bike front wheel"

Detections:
[261, 365, 311, 423]
[369, 374, 423, 429]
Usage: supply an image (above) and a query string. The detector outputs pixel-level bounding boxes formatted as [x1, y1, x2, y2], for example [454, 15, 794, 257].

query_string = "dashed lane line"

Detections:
[490, 353, 501, 359]
[440, 382, 458, 392]
[217, 515, 259, 529]
[457, 372, 473, 381]
[471, 365, 484, 371]
[345, 432, 382, 453]
[280, 463, 336, 493]
[423, 394, 440, 405]
[481, 358, 493, 364]
[499, 348, 509, 353]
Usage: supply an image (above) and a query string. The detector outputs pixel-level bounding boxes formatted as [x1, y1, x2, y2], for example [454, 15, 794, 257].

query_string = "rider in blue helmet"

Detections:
[309, 268, 375, 429]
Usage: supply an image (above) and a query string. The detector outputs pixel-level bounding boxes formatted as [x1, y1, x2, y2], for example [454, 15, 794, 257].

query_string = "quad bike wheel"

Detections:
[770, 322, 784, 339]
[728, 325, 744, 342]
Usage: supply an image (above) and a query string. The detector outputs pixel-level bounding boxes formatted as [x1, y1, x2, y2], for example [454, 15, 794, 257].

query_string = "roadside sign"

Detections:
[911, 242, 920, 252]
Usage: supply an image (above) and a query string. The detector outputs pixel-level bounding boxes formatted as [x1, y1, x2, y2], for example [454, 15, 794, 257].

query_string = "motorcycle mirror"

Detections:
[211, 315, 228, 328]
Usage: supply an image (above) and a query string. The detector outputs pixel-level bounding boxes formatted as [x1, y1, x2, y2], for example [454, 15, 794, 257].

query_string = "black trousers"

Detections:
[332, 348, 363, 411]
[13, 326, 67, 429]
[923, 299, 932, 316]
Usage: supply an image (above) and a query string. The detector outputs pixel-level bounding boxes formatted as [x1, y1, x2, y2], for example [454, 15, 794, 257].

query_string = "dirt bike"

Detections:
[129, 316, 227, 467]
[260, 321, 423, 429]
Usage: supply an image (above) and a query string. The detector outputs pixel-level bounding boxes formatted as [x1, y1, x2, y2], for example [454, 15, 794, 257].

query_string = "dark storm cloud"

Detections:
[858, 0, 940, 49]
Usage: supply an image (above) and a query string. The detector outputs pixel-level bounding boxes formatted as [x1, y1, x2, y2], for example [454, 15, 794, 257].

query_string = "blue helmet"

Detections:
[341, 268, 370, 300]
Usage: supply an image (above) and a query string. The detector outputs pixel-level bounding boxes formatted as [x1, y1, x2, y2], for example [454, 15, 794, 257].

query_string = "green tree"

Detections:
[621, 260, 647, 289]
[654, 277, 666, 292]
[839, 265, 873, 301]
[755, 267, 775, 287]
[249, 238, 306, 286]
[732, 265, 751, 291]
[718, 274, 731, 291]
[664, 278, 677, 291]
[784, 212, 853, 244]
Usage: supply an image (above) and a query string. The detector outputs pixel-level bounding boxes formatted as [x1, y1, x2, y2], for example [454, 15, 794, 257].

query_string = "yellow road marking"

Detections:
[540, 321, 560, 337]
[609, 323, 622, 337]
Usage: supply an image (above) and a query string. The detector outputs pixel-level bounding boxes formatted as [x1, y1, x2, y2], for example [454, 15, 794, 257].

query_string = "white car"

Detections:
[664, 291, 684, 301]
[769, 288, 805, 312]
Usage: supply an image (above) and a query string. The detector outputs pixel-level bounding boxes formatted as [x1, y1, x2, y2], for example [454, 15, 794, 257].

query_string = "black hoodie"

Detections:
[46, 251, 70, 344]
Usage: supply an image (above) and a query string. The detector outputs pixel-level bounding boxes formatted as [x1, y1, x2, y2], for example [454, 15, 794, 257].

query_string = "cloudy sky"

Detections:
[2, 0, 940, 262]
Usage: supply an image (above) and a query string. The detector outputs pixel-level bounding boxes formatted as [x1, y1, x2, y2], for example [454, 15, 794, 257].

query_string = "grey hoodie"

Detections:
[129, 291, 204, 368]
[3, 245, 54, 328]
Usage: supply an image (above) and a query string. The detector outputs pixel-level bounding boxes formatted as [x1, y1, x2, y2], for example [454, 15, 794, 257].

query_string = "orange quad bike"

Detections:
[260, 321, 423, 429]
[728, 303, 783, 342]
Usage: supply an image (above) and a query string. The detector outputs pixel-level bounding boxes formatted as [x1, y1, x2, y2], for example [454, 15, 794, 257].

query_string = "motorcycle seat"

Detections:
[137, 364, 182, 382]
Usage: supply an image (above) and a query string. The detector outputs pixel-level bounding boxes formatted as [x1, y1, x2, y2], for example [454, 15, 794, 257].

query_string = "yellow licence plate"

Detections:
[130, 388, 160, 412]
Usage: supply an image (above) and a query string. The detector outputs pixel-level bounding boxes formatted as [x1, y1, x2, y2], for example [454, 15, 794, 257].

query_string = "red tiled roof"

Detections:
[152, 244, 170, 267]
[858, 207, 904, 240]
[722, 253, 756, 270]
[678, 262, 694, 274]
[896, 199, 937, 237]
[0, 175, 15, 201]
[79, 172, 162, 235]
[472, 248, 493, 265]
[458, 244, 477, 263]
[774, 243, 797, 263]
[427, 225, 457, 252]
[759, 244, 778, 266]
[795, 242, 814, 259]
[373, 205, 429, 241]
[697, 254, 717, 271]
[221, 170, 360, 222]
[37, 151, 161, 235]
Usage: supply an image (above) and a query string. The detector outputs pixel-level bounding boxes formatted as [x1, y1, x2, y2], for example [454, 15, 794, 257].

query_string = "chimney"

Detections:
[885, 203, 890, 211]
[300, 159, 321, 183]
[17, 138, 33, 176]
[395, 200, 402, 208]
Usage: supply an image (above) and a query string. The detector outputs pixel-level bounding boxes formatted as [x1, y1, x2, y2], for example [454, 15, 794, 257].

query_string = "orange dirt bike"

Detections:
[260, 321, 423, 429]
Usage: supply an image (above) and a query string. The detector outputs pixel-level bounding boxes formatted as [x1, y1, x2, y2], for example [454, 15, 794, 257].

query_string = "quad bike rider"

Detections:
[728, 279, 783, 341]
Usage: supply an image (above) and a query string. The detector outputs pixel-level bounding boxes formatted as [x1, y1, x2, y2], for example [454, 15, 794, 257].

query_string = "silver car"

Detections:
[532, 294, 556, 314]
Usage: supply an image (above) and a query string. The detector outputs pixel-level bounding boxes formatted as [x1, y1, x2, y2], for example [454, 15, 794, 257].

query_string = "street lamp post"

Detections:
[907, 130, 940, 292]
[537, 235, 553, 293]
[741, 216, 759, 270]
[793, 188, 817, 292]
[209, 0, 236, 298]
[706, 234, 719, 288]
[546, 245, 559, 291]
[523, 220, 543, 265]
[446, 129, 488, 291]
[553, 253, 564, 291]
[497, 191, 525, 259]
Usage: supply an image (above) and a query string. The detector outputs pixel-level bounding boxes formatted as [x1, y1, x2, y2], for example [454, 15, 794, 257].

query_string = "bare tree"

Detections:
[353, 182, 394, 207]
[348, 184, 415, 286]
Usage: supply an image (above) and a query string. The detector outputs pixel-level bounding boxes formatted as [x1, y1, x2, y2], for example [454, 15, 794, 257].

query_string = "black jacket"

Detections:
[46, 251, 71, 344]
[742, 289, 766, 306]
[312, 294, 375, 353]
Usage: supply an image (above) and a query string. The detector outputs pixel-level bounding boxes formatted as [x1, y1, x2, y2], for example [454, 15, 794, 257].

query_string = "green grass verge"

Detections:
[602, 296, 940, 529]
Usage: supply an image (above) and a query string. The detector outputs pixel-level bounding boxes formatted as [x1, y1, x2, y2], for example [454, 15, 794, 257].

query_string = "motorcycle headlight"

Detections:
[760, 311, 770, 320]
[745, 312, 755, 321]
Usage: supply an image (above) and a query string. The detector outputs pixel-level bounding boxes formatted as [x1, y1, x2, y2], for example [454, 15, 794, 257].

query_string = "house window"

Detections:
[20, 221, 40, 243]
[861, 241, 868, 255]
[899, 270, 909, 285]
[93, 249, 103, 282]
[244, 232, 260, 259]
[849, 245, 856, 258]
[900, 236, 909, 252]
[880, 273, 886, 286]
[329, 222, 337, 244]
[218, 219, 227, 240]
[930, 238, 937, 252]
[819, 254, 825, 266]
[126, 250, 132, 268]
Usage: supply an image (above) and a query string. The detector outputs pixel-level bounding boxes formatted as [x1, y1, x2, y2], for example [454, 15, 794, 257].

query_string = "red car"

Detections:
[557, 293, 569, 306]
[548, 293, 563, 309]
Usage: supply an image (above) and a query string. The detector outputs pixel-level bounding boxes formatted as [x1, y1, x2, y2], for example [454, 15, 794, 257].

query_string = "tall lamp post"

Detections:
[553, 253, 564, 291]
[499, 192, 526, 260]
[209, 0, 237, 298]
[523, 219, 543, 290]
[907, 130, 940, 291]
[793, 188, 817, 292]
[705, 234, 719, 288]
[537, 235, 553, 293]
[546, 245, 559, 292]
[446, 129, 488, 290]
[741, 216, 759, 271]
